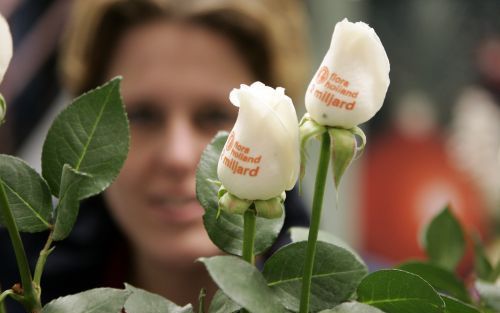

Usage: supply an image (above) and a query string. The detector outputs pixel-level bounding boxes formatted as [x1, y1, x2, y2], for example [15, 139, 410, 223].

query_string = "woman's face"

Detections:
[104, 20, 254, 266]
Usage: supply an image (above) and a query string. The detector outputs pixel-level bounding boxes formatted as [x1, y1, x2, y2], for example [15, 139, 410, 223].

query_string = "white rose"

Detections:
[0, 13, 13, 84]
[305, 18, 390, 128]
[217, 82, 299, 200]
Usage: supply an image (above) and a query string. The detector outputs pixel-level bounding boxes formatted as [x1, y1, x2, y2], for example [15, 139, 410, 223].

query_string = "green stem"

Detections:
[299, 132, 331, 313]
[240, 208, 257, 313]
[34, 231, 54, 286]
[0, 182, 41, 312]
[197, 288, 206, 313]
[242, 208, 257, 265]
[0, 289, 14, 304]
[0, 290, 10, 313]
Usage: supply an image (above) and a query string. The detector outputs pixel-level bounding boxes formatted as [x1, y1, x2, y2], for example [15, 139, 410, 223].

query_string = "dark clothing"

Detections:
[0, 189, 309, 312]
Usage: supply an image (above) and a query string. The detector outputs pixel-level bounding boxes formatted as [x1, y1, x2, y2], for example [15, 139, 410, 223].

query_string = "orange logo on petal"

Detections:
[315, 66, 329, 85]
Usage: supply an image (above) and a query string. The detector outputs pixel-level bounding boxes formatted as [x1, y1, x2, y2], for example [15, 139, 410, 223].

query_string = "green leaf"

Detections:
[41, 77, 129, 199]
[124, 284, 193, 313]
[422, 206, 465, 271]
[208, 290, 241, 313]
[262, 241, 367, 312]
[319, 302, 385, 313]
[473, 234, 496, 282]
[289, 227, 364, 264]
[475, 280, 500, 311]
[200, 256, 284, 313]
[196, 132, 227, 215]
[397, 261, 470, 302]
[0, 155, 52, 232]
[357, 269, 445, 313]
[441, 295, 480, 313]
[42, 288, 130, 313]
[52, 164, 91, 240]
[196, 132, 284, 256]
[328, 128, 356, 189]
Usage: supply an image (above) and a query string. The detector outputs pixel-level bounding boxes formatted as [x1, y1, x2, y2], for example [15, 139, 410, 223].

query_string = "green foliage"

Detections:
[40, 77, 129, 240]
[42, 288, 130, 313]
[298, 114, 326, 191]
[441, 295, 480, 313]
[200, 256, 284, 313]
[124, 284, 193, 313]
[397, 261, 469, 302]
[289, 227, 363, 264]
[421, 207, 465, 271]
[357, 269, 445, 313]
[263, 241, 367, 312]
[328, 128, 357, 189]
[473, 234, 497, 282]
[319, 302, 384, 313]
[0, 155, 52, 232]
[208, 290, 241, 313]
[196, 131, 284, 256]
[41, 77, 129, 199]
[0, 78, 131, 312]
[52, 165, 90, 240]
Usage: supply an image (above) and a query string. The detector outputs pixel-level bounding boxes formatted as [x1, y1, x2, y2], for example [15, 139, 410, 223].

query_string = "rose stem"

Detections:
[0, 181, 41, 312]
[299, 132, 330, 313]
[242, 207, 257, 265]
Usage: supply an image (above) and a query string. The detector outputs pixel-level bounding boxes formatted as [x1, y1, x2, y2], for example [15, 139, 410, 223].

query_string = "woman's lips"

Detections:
[147, 195, 204, 224]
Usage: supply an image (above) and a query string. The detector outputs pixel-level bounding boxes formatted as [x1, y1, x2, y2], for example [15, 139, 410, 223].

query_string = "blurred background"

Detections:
[0, 0, 499, 269]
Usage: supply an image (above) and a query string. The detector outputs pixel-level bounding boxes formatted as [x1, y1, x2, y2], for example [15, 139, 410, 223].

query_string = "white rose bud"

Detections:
[0, 13, 13, 84]
[305, 18, 390, 128]
[217, 82, 299, 200]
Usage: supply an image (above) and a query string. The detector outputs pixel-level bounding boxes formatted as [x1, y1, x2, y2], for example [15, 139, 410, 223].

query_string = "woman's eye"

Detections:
[127, 103, 162, 128]
[195, 106, 236, 131]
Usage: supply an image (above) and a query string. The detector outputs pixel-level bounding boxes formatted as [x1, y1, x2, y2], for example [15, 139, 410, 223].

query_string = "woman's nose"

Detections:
[158, 114, 201, 178]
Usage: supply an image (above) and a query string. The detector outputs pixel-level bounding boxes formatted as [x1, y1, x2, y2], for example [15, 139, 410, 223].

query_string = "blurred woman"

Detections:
[0, 0, 310, 311]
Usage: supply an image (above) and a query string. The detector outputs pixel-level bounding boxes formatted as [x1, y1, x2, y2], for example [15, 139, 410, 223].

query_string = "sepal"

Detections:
[254, 192, 285, 219]
[217, 185, 285, 220]
[0, 94, 5, 125]
[299, 114, 326, 192]
[328, 128, 357, 189]
[218, 188, 252, 217]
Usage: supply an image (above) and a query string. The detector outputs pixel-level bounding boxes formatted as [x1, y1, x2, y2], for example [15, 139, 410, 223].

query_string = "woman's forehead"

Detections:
[107, 20, 254, 90]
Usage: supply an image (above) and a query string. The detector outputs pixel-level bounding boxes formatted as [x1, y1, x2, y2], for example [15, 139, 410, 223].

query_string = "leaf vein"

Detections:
[0, 178, 51, 228]
[74, 84, 116, 171]
[267, 269, 364, 286]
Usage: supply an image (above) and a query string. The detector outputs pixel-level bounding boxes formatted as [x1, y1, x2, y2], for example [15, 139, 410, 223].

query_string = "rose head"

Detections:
[0, 13, 12, 123]
[217, 82, 299, 200]
[305, 18, 390, 129]
[0, 13, 12, 84]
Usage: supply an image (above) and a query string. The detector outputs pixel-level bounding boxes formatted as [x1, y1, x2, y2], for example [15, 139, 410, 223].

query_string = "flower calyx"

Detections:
[217, 184, 285, 220]
[299, 114, 366, 190]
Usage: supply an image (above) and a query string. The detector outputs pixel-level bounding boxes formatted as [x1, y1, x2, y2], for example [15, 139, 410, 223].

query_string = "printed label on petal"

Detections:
[221, 131, 262, 177]
[305, 19, 390, 128]
[308, 67, 359, 111]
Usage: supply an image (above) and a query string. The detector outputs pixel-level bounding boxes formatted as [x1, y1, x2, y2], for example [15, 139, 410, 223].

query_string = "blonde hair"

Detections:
[59, 0, 310, 103]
